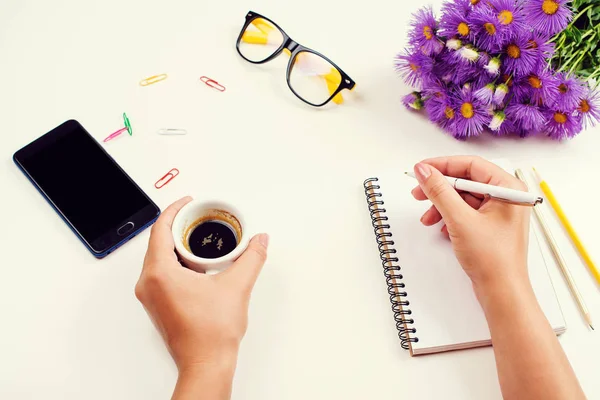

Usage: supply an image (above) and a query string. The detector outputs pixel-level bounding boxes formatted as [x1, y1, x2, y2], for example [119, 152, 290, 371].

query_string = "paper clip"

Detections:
[140, 73, 168, 87]
[103, 113, 133, 143]
[157, 128, 188, 135]
[155, 168, 179, 189]
[200, 76, 226, 92]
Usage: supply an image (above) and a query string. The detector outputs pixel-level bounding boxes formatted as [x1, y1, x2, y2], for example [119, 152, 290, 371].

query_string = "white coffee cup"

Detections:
[172, 200, 250, 273]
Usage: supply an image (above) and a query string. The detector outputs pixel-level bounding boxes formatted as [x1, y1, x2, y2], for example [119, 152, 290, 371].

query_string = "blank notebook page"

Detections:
[376, 169, 565, 356]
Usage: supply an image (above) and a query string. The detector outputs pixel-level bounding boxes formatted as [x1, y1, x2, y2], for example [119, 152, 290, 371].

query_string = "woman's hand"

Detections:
[412, 156, 585, 399]
[411, 156, 530, 296]
[135, 197, 269, 400]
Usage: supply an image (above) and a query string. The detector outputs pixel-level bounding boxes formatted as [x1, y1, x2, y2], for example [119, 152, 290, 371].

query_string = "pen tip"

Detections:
[591, 324, 595, 331]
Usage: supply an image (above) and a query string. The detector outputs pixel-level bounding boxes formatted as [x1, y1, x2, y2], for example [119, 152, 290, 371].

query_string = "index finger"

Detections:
[146, 196, 193, 260]
[421, 156, 524, 190]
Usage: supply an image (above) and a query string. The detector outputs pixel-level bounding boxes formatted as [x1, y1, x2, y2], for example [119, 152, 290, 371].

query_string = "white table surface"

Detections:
[1, 0, 599, 398]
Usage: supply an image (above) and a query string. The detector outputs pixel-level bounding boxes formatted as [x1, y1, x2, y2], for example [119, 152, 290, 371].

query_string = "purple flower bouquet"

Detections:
[397, 0, 600, 140]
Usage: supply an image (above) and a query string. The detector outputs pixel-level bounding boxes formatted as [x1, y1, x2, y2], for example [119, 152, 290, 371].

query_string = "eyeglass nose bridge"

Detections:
[283, 39, 300, 54]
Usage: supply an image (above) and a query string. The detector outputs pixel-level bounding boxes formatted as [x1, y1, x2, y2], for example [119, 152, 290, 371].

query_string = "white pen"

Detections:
[405, 171, 543, 206]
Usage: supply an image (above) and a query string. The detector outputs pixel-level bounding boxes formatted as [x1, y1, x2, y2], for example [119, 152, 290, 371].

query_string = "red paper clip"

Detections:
[155, 168, 179, 189]
[200, 76, 226, 92]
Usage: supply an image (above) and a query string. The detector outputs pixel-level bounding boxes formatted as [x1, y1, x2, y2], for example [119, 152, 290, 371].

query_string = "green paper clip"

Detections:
[123, 113, 132, 136]
[104, 112, 133, 143]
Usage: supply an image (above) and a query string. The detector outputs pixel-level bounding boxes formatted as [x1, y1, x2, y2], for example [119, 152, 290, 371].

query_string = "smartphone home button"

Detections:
[117, 222, 135, 236]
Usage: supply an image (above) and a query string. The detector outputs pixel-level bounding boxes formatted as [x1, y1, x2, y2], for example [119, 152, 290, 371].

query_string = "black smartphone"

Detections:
[13, 120, 160, 258]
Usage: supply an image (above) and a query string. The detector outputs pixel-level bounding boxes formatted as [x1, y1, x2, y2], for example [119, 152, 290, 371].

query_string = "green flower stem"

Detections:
[554, 33, 567, 52]
[588, 69, 600, 83]
[567, 4, 594, 29]
[569, 46, 591, 74]
[551, 2, 600, 82]
[581, 30, 595, 41]
[559, 49, 584, 73]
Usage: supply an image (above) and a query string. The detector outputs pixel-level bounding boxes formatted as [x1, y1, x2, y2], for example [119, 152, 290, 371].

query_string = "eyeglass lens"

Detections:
[289, 51, 342, 105]
[239, 18, 284, 62]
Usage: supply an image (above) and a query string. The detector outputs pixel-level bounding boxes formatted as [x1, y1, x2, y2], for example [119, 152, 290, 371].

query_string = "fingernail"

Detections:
[258, 233, 269, 248]
[414, 163, 431, 184]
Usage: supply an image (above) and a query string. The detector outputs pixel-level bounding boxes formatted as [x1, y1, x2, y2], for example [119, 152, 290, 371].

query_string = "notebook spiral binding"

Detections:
[364, 178, 418, 350]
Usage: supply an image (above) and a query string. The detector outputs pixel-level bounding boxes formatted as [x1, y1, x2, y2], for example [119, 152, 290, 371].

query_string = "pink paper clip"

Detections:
[200, 76, 226, 92]
[104, 112, 133, 143]
[155, 168, 180, 189]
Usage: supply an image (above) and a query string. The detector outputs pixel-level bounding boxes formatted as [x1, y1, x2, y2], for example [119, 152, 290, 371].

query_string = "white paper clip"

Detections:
[157, 128, 187, 135]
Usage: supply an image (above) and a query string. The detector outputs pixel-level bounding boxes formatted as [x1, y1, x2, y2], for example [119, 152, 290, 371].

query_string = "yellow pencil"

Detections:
[533, 167, 600, 287]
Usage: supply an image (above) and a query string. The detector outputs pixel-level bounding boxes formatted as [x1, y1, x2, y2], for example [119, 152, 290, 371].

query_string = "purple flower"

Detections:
[510, 82, 531, 104]
[433, 51, 458, 83]
[478, 52, 490, 68]
[395, 50, 434, 88]
[441, 0, 472, 16]
[409, 6, 444, 55]
[528, 32, 555, 68]
[459, 65, 482, 86]
[403, 92, 424, 110]
[493, 83, 510, 106]
[394, 2, 585, 142]
[470, 6, 505, 52]
[437, 49, 480, 86]
[446, 38, 464, 51]
[506, 102, 547, 133]
[544, 109, 583, 140]
[523, 0, 573, 37]
[450, 89, 490, 138]
[489, 110, 506, 131]
[425, 90, 458, 131]
[497, 115, 519, 136]
[470, 0, 487, 7]
[422, 80, 449, 99]
[516, 127, 538, 138]
[513, 69, 560, 105]
[475, 83, 496, 104]
[488, 0, 527, 36]
[473, 73, 493, 91]
[503, 36, 539, 78]
[532, 71, 560, 105]
[444, 44, 478, 64]
[484, 57, 502, 76]
[439, 0, 473, 39]
[458, 45, 481, 63]
[553, 72, 586, 111]
[578, 88, 600, 129]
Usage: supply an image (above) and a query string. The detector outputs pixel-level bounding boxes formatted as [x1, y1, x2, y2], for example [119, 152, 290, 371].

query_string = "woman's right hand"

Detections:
[411, 156, 532, 298]
[413, 156, 587, 400]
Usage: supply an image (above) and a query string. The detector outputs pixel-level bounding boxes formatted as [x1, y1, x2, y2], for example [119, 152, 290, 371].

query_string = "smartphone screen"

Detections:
[13, 120, 160, 257]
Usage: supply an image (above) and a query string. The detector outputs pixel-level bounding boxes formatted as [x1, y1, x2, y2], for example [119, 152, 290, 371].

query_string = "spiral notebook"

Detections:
[363, 168, 566, 356]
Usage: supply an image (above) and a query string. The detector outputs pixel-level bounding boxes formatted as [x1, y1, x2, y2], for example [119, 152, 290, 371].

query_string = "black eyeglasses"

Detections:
[236, 11, 356, 107]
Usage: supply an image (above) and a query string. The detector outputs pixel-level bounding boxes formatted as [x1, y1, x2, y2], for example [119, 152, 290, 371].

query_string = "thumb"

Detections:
[219, 234, 269, 292]
[414, 163, 471, 224]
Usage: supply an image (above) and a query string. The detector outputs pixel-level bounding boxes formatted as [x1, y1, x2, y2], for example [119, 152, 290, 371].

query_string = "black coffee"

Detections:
[187, 220, 238, 259]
